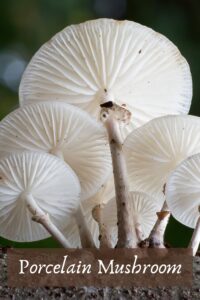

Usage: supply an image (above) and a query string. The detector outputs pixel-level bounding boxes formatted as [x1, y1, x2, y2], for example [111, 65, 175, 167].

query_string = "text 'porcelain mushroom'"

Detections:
[124, 115, 200, 247]
[0, 152, 80, 248]
[166, 153, 200, 256]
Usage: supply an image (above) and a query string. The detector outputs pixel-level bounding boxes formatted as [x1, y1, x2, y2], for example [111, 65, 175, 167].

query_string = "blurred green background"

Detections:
[0, 0, 199, 248]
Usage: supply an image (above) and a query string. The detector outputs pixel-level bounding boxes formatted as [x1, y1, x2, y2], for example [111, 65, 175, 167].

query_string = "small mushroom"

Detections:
[124, 115, 200, 247]
[124, 115, 200, 198]
[64, 177, 115, 249]
[0, 101, 111, 247]
[100, 191, 161, 247]
[64, 207, 99, 248]
[166, 153, 200, 256]
[0, 152, 80, 247]
[91, 177, 115, 248]
[147, 201, 170, 248]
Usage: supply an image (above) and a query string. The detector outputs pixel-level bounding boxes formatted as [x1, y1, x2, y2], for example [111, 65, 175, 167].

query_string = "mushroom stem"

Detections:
[100, 102, 136, 248]
[92, 204, 113, 248]
[148, 201, 170, 248]
[188, 210, 200, 256]
[75, 205, 96, 248]
[135, 220, 145, 242]
[26, 194, 70, 248]
[52, 150, 95, 248]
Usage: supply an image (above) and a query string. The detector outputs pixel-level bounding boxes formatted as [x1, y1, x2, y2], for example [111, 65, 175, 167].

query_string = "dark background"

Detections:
[0, 0, 199, 248]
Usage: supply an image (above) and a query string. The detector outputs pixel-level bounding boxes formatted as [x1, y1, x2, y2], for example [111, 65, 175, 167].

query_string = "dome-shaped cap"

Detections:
[19, 19, 192, 132]
[0, 101, 111, 200]
[166, 153, 200, 228]
[124, 115, 200, 198]
[0, 151, 80, 242]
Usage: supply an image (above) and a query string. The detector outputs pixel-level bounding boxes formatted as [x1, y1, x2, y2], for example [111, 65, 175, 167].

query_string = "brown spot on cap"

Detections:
[156, 211, 170, 220]
[162, 183, 166, 195]
[100, 101, 113, 108]
[110, 139, 116, 144]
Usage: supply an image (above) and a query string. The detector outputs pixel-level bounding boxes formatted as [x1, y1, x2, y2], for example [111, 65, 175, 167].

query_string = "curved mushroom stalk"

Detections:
[26, 194, 70, 248]
[189, 208, 200, 256]
[92, 204, 112, 248]
[75, 205, 96, 248]
[147, 201, 170, 248]
[100, 102, 135, 248]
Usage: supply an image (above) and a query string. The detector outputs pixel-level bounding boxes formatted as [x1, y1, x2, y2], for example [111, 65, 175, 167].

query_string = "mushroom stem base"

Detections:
[189, 215, 200, 256]
[26, 194, 70, 248]
[148, 201, 170, 248]
[92, 204, 113, 248]
[75, 205, 96, 248]
[135, 221, 145, 243]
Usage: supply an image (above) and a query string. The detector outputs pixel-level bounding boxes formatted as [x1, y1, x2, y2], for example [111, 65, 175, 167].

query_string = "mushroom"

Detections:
[0, 151, 80, 248]
[19, 19, 192, 128]
[19, 19, 192, 248]
[64, 206, 100, 248]
[146, 201, 170, 249]
[64, 177, 115, 249]
[166, 153, 200, 255]
[124, 115, 200, 247]
[0, 101, 111, 247]
[90, 177, 115, 248]
[100, 191, 161, 247]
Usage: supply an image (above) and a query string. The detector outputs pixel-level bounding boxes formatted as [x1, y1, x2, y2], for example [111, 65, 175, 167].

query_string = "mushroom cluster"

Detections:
[1, 18, 199, 255]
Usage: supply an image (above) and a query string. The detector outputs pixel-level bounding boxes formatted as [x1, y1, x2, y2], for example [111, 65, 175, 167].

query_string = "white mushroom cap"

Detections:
[19, 19, 192, 134]
[0, 101, 111, 200]
[102, 191, 161, 245]
[0, 151, 80, 242]
[166, 154, 200, 229]
[85, 175, 115, 208]
[124, 115, 200, 199]
[64, 190, 161, 248]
